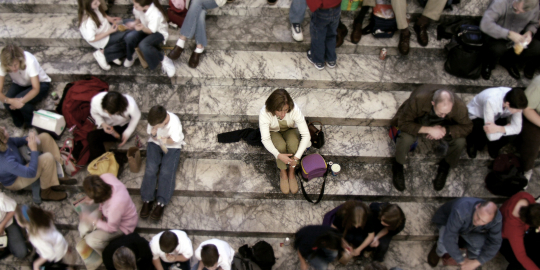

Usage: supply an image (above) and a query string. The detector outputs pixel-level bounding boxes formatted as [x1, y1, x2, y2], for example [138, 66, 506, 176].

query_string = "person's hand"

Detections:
[277, 153, 294, 165]
[483, 122, 503, 134]
[118, 133, 129, 147]
[370, 238, 380, 248]
[110, 17, 122, 23]
[299, 262, 309, 270]
[524, 31, 533, 45]
[427, 126, 446, 140]
[125, 21, 136, 30]
[508, 31, 525, 44]
[351, 247, 362, 257]
[27, 133, 38, 151]
[289, 157, 299, 168]
[460, 259, 481, 270]
[134, 23, 144, 31]
[9, 98, 24, 109]
[109, 23, 118, 34]
[102, 123, 114, 135]
[165, 253, 176, 261]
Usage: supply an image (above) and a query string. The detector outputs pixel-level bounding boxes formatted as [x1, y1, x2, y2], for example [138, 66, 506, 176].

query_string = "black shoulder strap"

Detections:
[297, 169, 326, 204]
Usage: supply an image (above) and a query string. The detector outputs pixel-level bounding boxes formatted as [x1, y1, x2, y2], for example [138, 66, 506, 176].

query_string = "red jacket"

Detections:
[500, 192, 540, 270]
[307, 0, 341, 13]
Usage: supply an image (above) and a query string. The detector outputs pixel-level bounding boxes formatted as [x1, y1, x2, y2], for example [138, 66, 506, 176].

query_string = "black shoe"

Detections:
[150, 204, 165, 221]
[481, 65, 492, 80]
[140, 201, 154, 219]
[433, 160, 450, 191]
[502, 62, 521, 79]
[524, 64, 536, 80]
[427, 244, 440, 267]
[466, 144, 477, 159]
[392, 160, 406, 191]
[488, 146, 499, 159]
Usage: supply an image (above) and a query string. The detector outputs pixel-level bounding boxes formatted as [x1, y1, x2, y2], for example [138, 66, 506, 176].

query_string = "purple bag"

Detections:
[297, 154, 329, 204]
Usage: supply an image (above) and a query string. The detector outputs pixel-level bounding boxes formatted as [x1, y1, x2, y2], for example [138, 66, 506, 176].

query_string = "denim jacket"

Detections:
[432, 197, 503, 264]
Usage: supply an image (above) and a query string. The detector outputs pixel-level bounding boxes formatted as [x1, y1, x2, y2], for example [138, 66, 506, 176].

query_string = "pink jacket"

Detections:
[96, 173, 138, 235]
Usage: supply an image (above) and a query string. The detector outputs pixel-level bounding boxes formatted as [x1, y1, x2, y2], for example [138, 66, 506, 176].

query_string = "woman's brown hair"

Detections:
[0, 127, 7, 152]
[265, 89, 295, 115]
[15, 205, 54, 236]
[113, 246, 137, 270]
[1, 45, 26, 73]
[83, 175, 113, 203]
[77, 0, 106, 28]
[379, 203, 405, 231]
[336, 200, 370, 237]
[133, 0, 168, 20]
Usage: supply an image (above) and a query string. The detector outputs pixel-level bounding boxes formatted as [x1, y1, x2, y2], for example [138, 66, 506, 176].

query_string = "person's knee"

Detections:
[10, 243, 28, 258]
[451, 138, 466, 148]
[39, 152, 55, 165]
[275, 143, 287, 153]
[38, 133, 53, 144]
[85, 234, 103, 249]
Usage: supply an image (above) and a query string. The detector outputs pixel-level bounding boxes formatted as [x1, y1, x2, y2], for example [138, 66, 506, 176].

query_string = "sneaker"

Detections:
[161, 56, 176, 78]
[93, 50, 111, 70]
[326, 61, 336, 68]
[306, 50, 324, 70]
[291, 23, 303, 42]
[124, 52, 138, 67]
[112, 59, 122, 65]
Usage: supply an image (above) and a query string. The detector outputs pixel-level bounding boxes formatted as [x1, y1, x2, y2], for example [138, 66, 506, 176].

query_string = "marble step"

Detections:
[0, 0, 490, 19]
[7, 46, 534, 90]
[1, 13, 448, 56]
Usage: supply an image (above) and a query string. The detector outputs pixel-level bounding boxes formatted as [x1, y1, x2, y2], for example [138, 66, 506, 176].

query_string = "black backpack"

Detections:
[233, 255, 262, 270]
[436, 18, 480, 40]
[444, 24, 484, 79]
[485, 167, 528, 197]
[238, 241, 276, 270]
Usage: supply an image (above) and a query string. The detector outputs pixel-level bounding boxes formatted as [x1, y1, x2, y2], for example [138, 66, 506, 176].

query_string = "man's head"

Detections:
[201, 244, 220, 269]
[431, 89, 455, 118]
[473, 201, 498, 227]
[148, 105, 168, 127]
[159, 231, 179, 253]
[503, 87, 528, 114]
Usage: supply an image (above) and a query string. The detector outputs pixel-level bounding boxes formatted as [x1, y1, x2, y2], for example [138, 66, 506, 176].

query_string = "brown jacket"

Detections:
[390, 85, 473, 139]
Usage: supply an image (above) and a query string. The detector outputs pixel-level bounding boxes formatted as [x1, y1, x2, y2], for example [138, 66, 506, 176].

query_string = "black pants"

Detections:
[482, 36, 540, 70]
[87, 124, 128, 162]
[365, 234, 394, 262]
[466, 118, 517, 158]
[500, 239, 527, 270]
[519, 116, 540, 171]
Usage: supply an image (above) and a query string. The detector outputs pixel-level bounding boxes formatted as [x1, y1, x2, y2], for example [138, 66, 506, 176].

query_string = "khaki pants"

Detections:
[363, 0, 447, 29]
[83, 229, 123, 255]
[395, 131, 465, 168]
[270, 129, 300, 170]
[5, 133, 62, 191]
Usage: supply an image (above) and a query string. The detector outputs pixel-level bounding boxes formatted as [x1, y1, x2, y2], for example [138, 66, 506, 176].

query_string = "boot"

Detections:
[150, 204, 165, 221]
[351, 20, 363, 44]
[127, 147, 142, 173]
[427, 244, 440, 267]
[398, 29, 411, 55]
[41, 188, 67, 201]
[392, 159, 406, 191]
[280, 175, 289, 194]
[433, 159, 450, 191]
[336, 21, 348, 48]
[140, 201, 154, 219]
[413, 15, 430, 47]
[289, 176, 298, 194]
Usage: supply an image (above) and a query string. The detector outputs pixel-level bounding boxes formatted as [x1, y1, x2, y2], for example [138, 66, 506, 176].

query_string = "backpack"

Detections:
[56, 77, 109, 166]
[436, 18, 480, 40]
[238, 241, 276, 270]
[233, 255, 262, 270]
[444, 25, 483, 79]
[485, 167, 528, 197]
[492, 153, 521, 172]
[168, 0, 188, 28]
[296, 154, 328, 204]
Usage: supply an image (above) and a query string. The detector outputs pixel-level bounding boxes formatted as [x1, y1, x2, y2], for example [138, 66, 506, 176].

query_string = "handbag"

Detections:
[60, 138, 83, 176]
[307, 121, 325, 149]
[0, 235, 8, 249]
[87, 152, 119, 177]
[341, 0, 362, 11]
[296, 154, 328, 204]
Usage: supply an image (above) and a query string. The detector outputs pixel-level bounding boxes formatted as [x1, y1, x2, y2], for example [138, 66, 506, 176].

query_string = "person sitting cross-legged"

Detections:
[191, 239, 235, 270]
[150, 230, 193, 270]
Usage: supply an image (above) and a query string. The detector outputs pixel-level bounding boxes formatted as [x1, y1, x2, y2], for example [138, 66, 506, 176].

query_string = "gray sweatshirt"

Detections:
[480, 0, 540, 40]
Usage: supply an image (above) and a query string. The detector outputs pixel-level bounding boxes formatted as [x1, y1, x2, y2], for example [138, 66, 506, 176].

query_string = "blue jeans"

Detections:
[3, 82, 50, 127]
[179, 0, 218, 47]
[306, 250, 338, 270]
[289, 0, 307, 24]
[103, 30, 133, 63]
[140, 142, 181, 205]
[0, 222, 28, 260]
[309, 6, 340, 64]
[124, 31, 164, 70]
[436, 226, 485, 260]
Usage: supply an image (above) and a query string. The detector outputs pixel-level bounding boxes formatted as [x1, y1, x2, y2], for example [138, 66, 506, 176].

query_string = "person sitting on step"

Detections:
[140, 105, 185, 221]
[0, 45, 52, 129]
[295, 225, 344, 270]
[78, 0, 134, 71]
[103, 232, 155, 270]
[390, 85, 472, 192]
[14, 205, 69, 270]
[519, 76, 540, 181]
[305, 0, 341, 70]
[330, 201, 375, 265]
[259, 89, 311, 195]
[167, 0, 227, 69]
[480, 0, 540, 80]
[150, 230, 193, 270]
[364, 203, 406, 263]
[79, 174, 138, 255]
[0, 128, 76, 202]
[124, 0, 176, 77]
[0, 192, 28, 260]
[88, 91, 141, 163]
[428, 198, 502, 270]
[466, 87, 528, 159]
[499, 191, 540, 270]
[192, 239, 235, 270]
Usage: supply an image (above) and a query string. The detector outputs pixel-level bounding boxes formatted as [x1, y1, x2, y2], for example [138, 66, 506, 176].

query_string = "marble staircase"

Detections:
[0, 0, 538, 268]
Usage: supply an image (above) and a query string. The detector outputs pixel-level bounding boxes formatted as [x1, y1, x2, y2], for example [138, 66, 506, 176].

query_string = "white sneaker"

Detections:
[161, 56, 176, 78]
[124, 52, 138, 67]
[112, 59, 122, 65]
[291, 23, 304, 42]
[93, 50, 111, 70]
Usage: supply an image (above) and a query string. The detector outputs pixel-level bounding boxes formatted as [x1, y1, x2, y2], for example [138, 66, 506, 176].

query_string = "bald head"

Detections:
[431, 90, 454, 118]
[473, 201, 498, 226]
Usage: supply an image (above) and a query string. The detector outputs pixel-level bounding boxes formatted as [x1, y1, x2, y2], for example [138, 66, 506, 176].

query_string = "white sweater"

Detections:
[259, 104, 311, 159]
[133, 3, 169, 43]
[90, 92, 141, 140]
[29, 225, 68, 262]
[79, 10, 111, 49]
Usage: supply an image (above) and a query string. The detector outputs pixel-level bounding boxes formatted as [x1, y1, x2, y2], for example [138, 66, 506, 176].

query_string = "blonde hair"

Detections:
[113, 247, 137, 270]
[1, 45, 26, 73]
